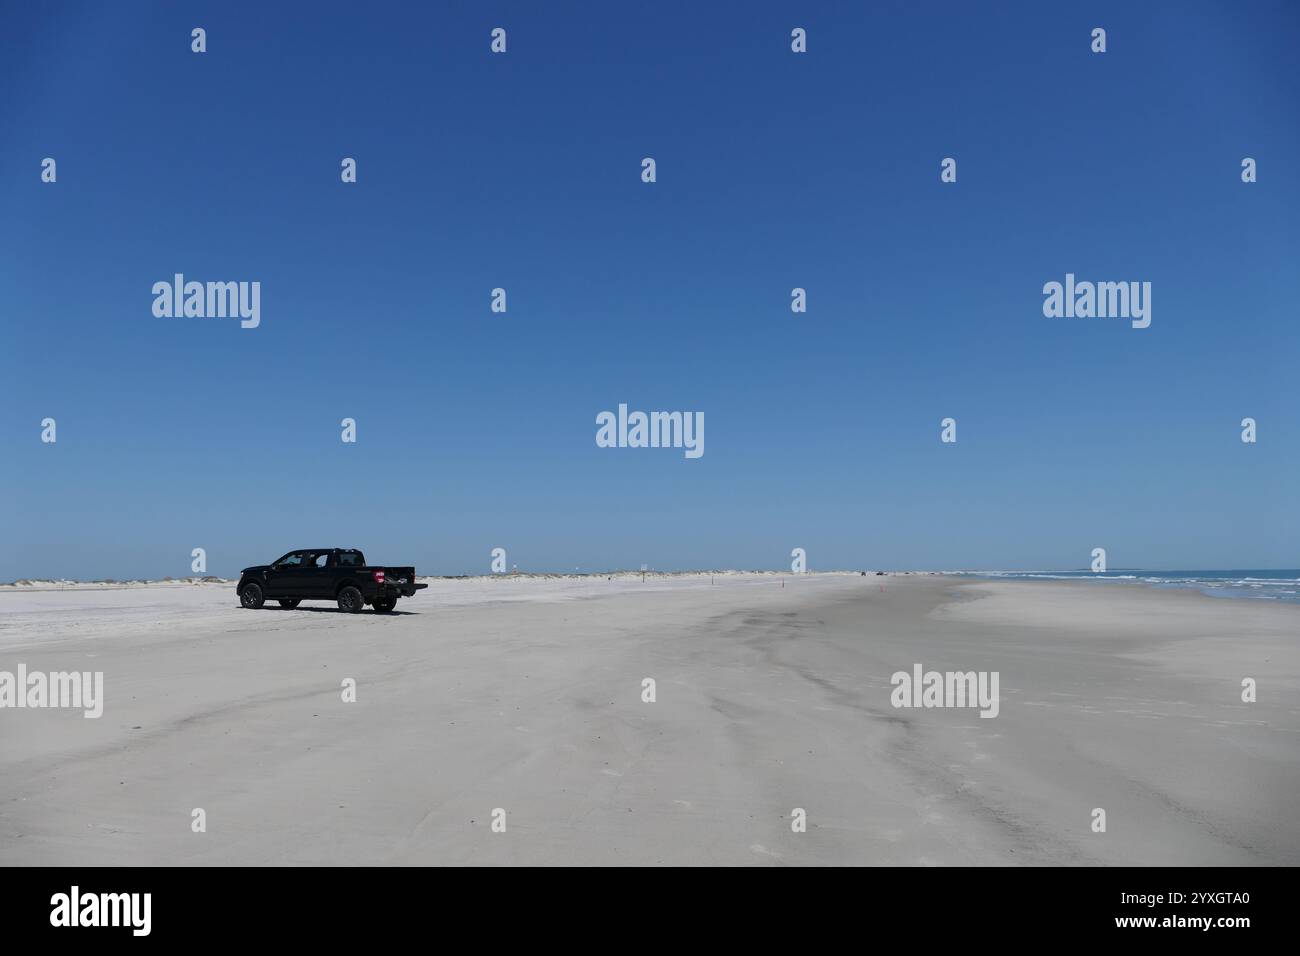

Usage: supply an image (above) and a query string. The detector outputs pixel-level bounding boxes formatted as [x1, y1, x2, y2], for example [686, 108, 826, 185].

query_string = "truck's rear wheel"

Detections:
[240, 583, 265, 609]
[337, 586, 363, 613]
[373, 597, 395, 613]
[278, 599, 300, 609]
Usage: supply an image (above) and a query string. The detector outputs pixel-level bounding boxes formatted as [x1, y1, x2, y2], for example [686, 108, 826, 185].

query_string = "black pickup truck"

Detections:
[237, 549, 427, 613]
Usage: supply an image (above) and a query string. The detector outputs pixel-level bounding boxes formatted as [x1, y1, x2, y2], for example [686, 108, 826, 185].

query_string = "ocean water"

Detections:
[961, 569, 1300, 604]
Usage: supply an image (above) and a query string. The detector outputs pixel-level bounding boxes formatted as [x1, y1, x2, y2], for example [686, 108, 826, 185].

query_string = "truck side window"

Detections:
[338, 552, 361, 567]
[310, 552, 330, 568]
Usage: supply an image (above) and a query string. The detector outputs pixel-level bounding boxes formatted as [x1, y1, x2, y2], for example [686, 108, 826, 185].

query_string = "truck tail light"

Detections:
[373, 570, 385, 584]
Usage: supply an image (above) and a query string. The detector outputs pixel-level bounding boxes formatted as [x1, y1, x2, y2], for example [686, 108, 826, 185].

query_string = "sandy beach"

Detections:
[1, 573, 1296, 866]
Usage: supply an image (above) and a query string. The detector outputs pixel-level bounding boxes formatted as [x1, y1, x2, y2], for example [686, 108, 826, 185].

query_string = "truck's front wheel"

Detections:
[337, 586, 363, 613]
[240, 583, 265, 609]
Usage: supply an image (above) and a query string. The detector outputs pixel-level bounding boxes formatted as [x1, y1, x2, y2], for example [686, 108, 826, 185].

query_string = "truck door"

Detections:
[265, 551, 309, 597]
[301, 551, 334, 598]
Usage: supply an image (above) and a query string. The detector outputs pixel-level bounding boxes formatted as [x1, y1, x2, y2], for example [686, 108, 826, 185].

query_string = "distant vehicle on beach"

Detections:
[237, 548, 427, 613]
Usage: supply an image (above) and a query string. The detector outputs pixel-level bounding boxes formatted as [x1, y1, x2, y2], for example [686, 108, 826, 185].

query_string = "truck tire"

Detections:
[337, 586, 363, 613]
[373, 597, 396, 613]
[240, 583, 265, 609]
[278, 599, 301, 609]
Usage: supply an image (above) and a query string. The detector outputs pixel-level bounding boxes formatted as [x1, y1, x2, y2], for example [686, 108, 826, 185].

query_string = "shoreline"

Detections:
[956, 570, 1300, 605]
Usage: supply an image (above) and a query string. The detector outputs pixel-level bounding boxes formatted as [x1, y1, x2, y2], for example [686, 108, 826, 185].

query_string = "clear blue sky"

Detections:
[2, 1, 1297, 579]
